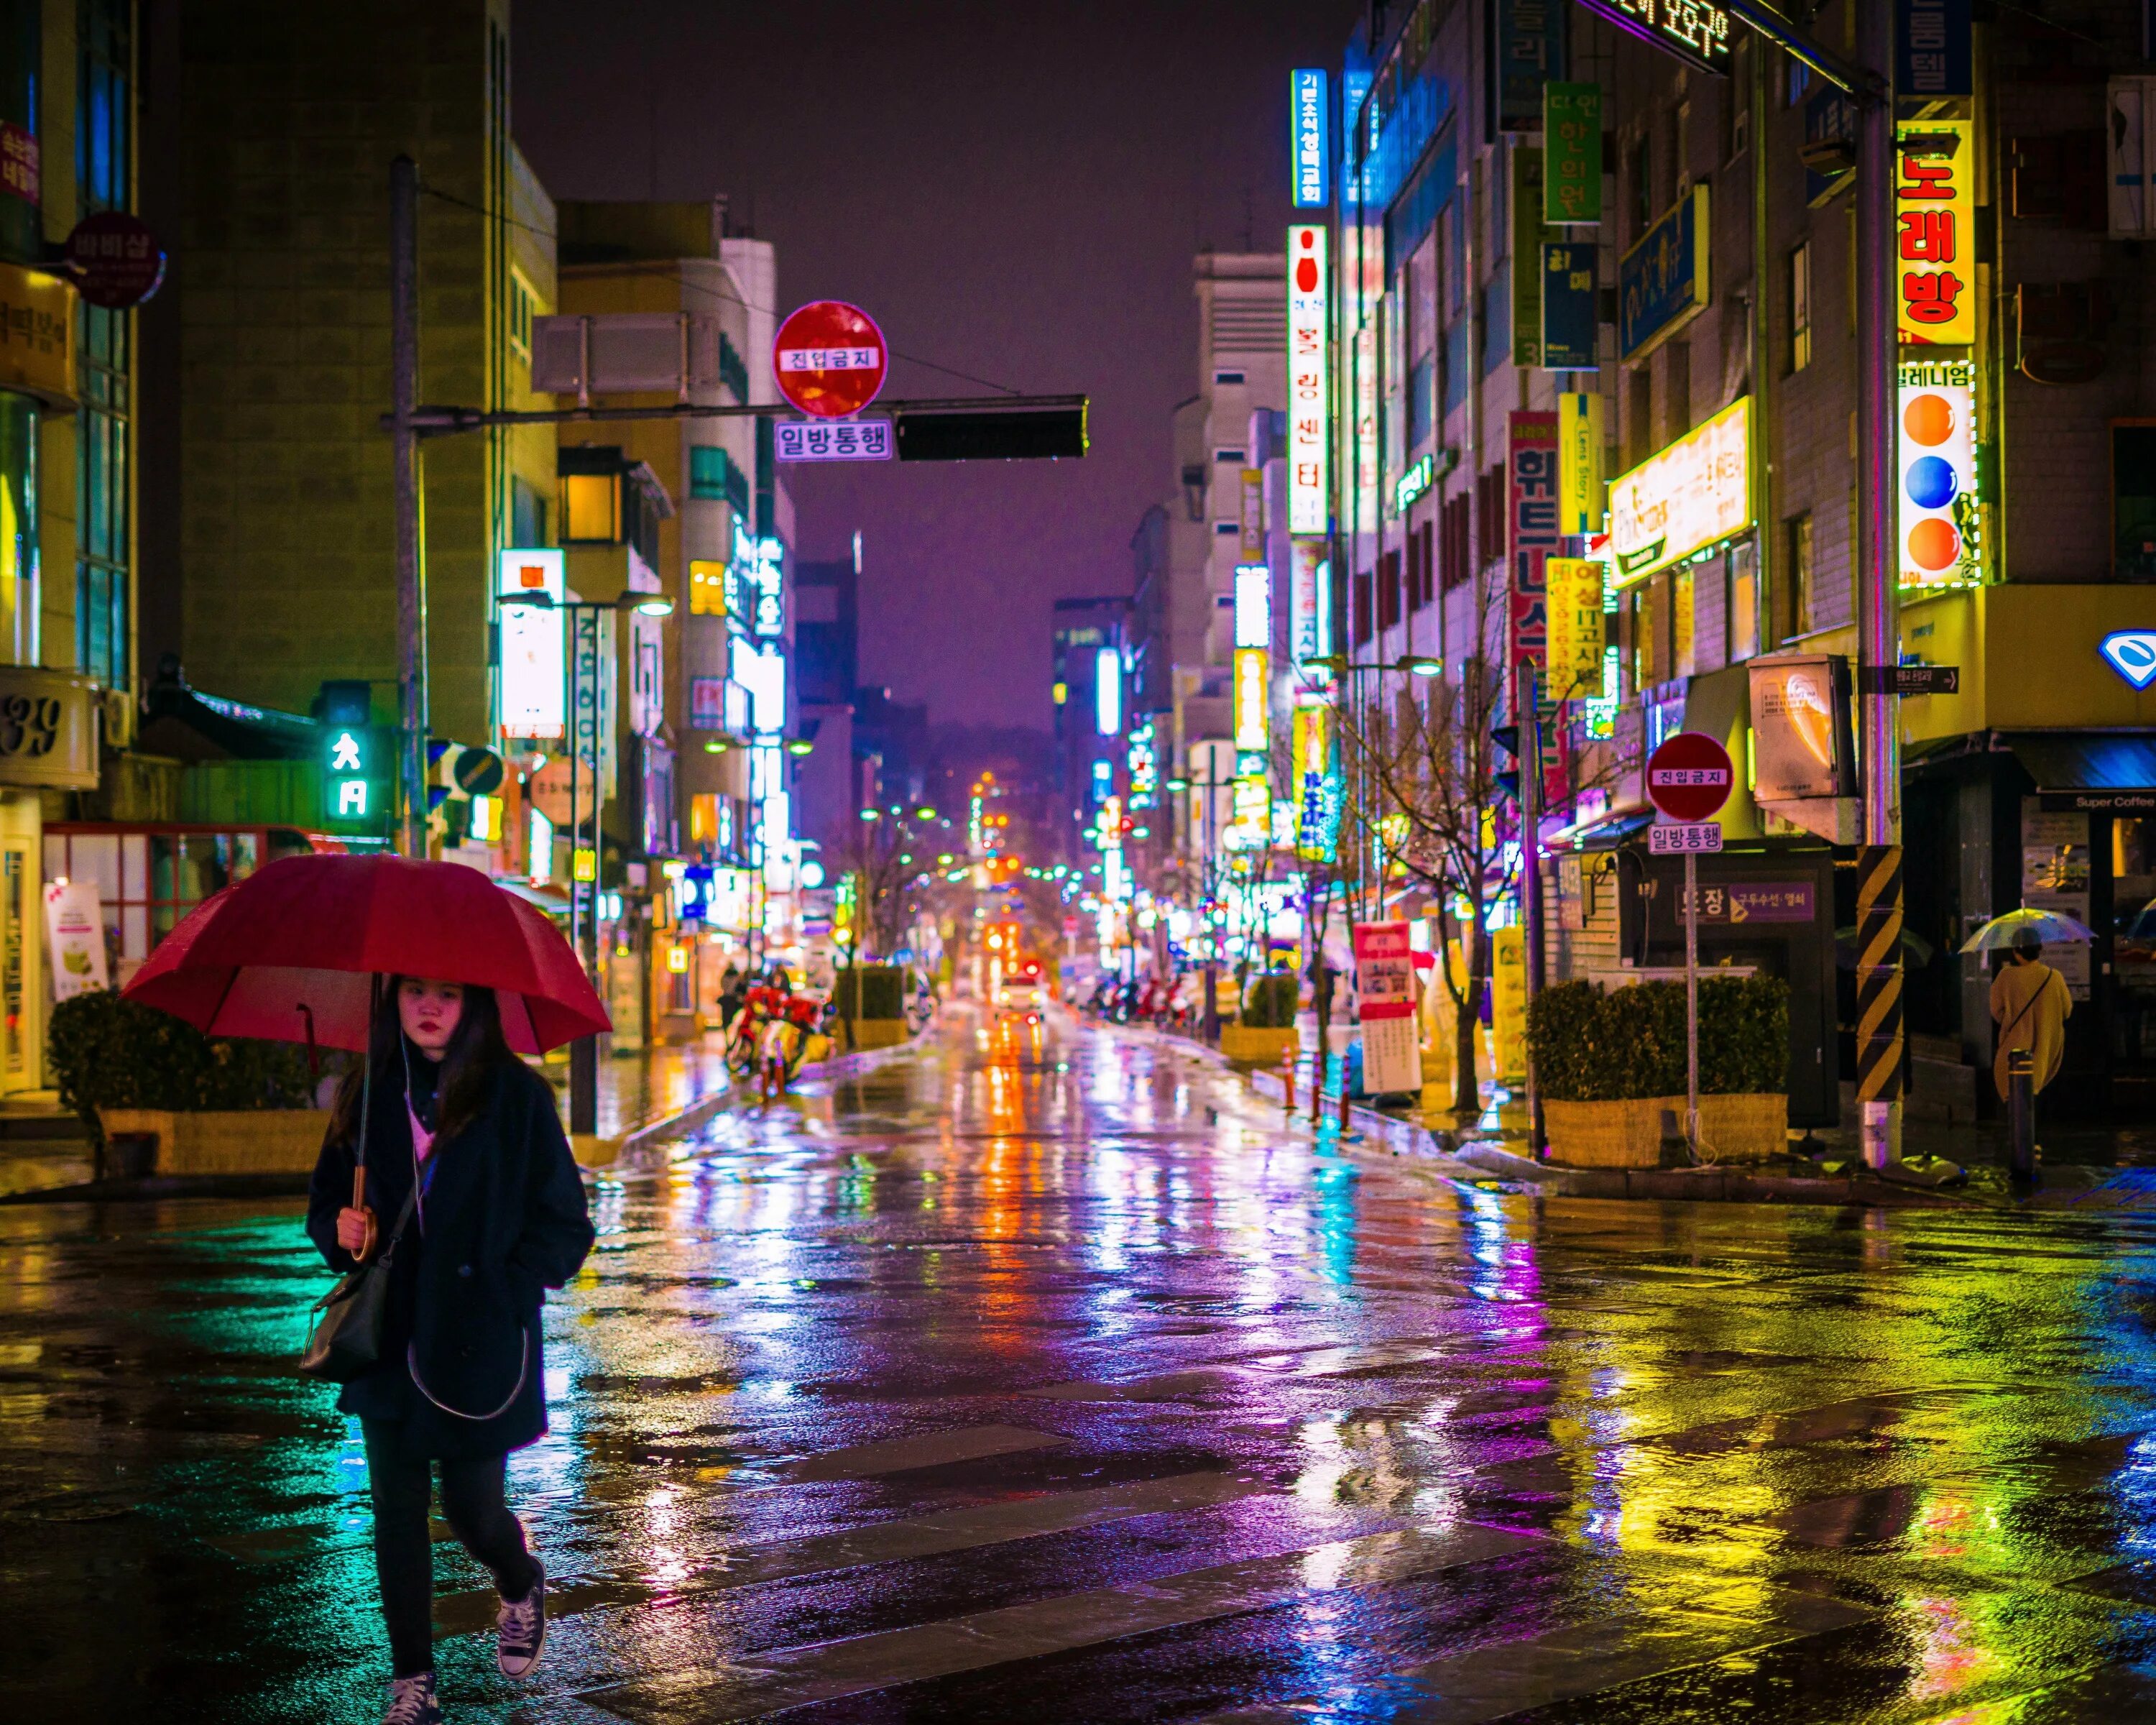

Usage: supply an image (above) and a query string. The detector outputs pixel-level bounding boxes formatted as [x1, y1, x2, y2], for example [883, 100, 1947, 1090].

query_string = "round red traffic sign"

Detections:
[65, 211, 166, 309]
[772, 300, 888, 419]
[1646, 731, 1735, 822]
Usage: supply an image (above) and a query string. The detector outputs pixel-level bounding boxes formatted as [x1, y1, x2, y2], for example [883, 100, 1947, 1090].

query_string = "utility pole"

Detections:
[390, 156, 427, 860]
[1721, 1, 1900, 1169]
[1519, 662, 1544, 1151]
[1853, 3, 1903, 1171]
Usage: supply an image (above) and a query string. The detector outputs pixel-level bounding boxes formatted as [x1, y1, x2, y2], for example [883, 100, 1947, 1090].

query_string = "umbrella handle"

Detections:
[350, 1164, 377, 1263]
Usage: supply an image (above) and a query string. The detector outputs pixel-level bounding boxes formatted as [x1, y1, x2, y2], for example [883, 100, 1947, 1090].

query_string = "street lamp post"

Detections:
[499, 586, 674, 1136]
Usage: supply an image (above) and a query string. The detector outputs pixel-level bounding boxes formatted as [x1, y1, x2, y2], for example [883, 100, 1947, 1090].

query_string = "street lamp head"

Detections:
[1166, 776, 1189, 792]
[914, 806, 937, 820]
[630, 594, 675, 617]
[1403, 655, 1443, 678]
[859, 808, 880, 821]
[785, 738, 814, 756]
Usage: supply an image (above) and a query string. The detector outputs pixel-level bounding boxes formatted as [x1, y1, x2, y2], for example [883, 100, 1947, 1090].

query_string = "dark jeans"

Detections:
[363, 1419, 540, 1678]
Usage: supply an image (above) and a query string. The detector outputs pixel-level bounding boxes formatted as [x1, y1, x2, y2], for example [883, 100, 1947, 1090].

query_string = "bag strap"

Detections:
[369, 1182, 420, 1266]
[1998, 967, 2052, 1047]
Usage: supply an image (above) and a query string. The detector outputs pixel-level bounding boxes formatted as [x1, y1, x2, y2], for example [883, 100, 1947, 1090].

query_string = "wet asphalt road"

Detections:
[9, 1009, 2156, 1724]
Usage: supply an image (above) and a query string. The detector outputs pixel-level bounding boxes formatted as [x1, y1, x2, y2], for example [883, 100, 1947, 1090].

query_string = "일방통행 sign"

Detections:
[774, 418, 892, 462]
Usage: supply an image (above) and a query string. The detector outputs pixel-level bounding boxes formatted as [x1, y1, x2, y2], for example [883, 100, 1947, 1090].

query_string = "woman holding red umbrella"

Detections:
[124, 852, 609, 1722]
[307, 977, 594, 1724]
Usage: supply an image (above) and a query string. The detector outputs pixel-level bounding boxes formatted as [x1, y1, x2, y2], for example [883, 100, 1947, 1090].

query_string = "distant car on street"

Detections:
[995, 978, 1047, 1023]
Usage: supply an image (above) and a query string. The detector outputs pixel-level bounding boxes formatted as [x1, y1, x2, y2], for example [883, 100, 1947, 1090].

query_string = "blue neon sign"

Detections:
[2101, 630, 2156, 691]
[1290, 70, 1330, 208]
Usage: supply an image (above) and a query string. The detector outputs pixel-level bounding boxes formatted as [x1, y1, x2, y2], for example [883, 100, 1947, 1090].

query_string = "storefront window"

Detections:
[0, 1, 37, 267]
[2114, 818, 2156, 1062]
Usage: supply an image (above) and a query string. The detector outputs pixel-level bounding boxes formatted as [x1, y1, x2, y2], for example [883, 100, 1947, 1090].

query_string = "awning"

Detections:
[2003, 732, 2156, 811]
[1552, 806, 1653, 852]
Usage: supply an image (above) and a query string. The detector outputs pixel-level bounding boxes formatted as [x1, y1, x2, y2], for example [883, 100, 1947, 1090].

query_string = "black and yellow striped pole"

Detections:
[1853, 845, 1904, 1114]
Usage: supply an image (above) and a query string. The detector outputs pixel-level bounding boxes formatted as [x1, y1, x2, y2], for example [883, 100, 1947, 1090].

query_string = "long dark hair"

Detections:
[331, 977, 513, 1149]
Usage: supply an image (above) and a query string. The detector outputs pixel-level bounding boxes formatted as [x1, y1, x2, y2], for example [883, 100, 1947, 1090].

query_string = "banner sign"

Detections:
[1511, 147, 1546, 367]
[1507, 411, 1561, 694]
[1898, 358, 1981, 589]
[1896, 119, 1973, 346]
[1353, 920, 1423, 1095]
[1286, 224, 1330, 535]
[1608, 395, 1751, 586]
[1897, 0, 1971, 99]
[1544, 558, 1607, 702]
[1575, 0, 1732, 78]
[1541, 242, 1598, 369]
[1291, 540, 1331, 681]
[1291, 69, 1330, 207]
[1543, 83, 1603, 223]
[1619, 184, 1710, 361]
[1492, 0, 1567, 134]
[1557, 391, 1606, 533]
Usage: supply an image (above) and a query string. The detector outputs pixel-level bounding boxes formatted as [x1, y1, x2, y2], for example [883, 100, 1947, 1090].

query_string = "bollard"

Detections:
[1281, 1044, 1296, 1113]
[1337, 1066, 1351, 1131]
[2007, 1046, 2036, 1185]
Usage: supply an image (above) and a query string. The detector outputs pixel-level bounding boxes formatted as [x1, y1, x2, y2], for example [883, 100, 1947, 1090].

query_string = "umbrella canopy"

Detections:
[123, 852, 609, 1054]
[1958, 906, 2098, 955]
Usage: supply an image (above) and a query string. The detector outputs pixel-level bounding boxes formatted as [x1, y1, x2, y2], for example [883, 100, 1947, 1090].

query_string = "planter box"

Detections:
[838, 1018, 909, 1050]
[1544, 1092, 1788, 1168]
[1697, 1092, 1787, 1161]
[1544, 1097, 1668, 1167]
[99, 1108, 331, 1177]
[1219, 1024, 1298, 1067]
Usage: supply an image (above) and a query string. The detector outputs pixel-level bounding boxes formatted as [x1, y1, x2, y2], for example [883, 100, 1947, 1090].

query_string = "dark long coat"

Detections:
[306, 1054, 594, 1460]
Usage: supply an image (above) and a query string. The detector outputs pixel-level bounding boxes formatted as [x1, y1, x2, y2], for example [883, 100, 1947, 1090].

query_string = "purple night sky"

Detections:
[514, 0, 1360, 732]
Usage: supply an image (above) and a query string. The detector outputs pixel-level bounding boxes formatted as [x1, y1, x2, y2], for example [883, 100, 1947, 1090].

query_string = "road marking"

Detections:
[1024, 1337, 1454, 1402]
[581, 1520, 1539, 1722]
[1194, 1585, 1875, 1723]
[788, 1423, 1069, 1481]
[432, 1469, 1266, 1636]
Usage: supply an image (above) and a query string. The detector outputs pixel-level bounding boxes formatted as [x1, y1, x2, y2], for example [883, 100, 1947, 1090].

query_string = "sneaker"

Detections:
[382, 1673, 442, 1725]
[497, 1555, 546, 1679]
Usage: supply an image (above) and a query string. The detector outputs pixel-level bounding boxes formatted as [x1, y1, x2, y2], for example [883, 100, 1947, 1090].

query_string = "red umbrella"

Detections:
[123, 852, 609, 1055]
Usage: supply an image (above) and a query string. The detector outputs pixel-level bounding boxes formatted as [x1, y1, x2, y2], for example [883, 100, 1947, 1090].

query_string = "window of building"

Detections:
[1626, 364, 1652, 469]
[1212, 369, 1245, 386]
[1672, 101, 1690, 202]
[1728, 541, 1759, 661]
[510, 477, 547, 548]
[1659, 341, 1691, 447]
[1787, 58, 1811, 108]
[559, 472, 620, 543]
[1784, 512, 1815, 639]
[1634, 581, 1658, 687]
[2113, 425, 2156, 581]
[1213, 448, 1245, 465]
[718, 334, 750, 404]
[1672, 566, 1695, 678]
[1628, 132, 1652, 239]
[507, 268, 535, 362]
[1789, 242, 1812, 373]
[75, 0, 129, 687]
[691, 443, 750, 518]
[1214, 520, 1240, 535]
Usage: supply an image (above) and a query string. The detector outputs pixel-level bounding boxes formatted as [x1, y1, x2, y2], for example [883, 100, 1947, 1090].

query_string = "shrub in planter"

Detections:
[1240, 971, 1299, 1029]
[49, 989, 315, 1144]
[1526, 975, 1787, 1101]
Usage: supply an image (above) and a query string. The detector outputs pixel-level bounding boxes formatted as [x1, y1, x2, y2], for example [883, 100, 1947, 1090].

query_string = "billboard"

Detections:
[1748, 654, 1855, 801]
[1233, 647, 1269, 751]
[1286, 224, 1330, 535]
[1291, 70, 1330, 208]
[1619, 184, 1710, 362]
[1544, 558, 1606, 703]
[497, 547, 566, 740]
[1507, 411, 1560, 689]
[1899, 359, 1981, 589]
[1608, 395, 1751, 587]
[1896, 119, 1973, 346]
[1234, 563, 1271, 648]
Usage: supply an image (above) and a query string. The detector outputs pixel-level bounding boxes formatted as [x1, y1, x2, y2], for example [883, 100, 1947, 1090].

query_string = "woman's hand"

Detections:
[336, 1206, 374, 1255]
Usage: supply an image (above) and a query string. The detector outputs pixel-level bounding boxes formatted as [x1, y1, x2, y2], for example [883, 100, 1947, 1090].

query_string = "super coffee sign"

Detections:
[1646, 732, 1733, 823]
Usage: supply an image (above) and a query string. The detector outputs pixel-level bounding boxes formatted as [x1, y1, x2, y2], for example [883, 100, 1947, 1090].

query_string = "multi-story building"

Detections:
[162, 0, 556, 755]
[543, 200, 795, 1030]
[1049, 593, 1128, 871]
[1317, 0, 2156, 1121]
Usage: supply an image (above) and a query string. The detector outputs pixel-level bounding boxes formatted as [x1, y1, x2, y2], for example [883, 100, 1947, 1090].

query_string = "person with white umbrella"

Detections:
[1963, 907, 2091, 1106]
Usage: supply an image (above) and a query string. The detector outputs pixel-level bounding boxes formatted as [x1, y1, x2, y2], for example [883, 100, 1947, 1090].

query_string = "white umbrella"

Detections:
[1958, 906, 2097, 954]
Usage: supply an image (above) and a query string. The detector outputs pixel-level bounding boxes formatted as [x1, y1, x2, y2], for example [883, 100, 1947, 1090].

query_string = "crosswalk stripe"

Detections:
[581, 1520, 1539, 1723]
[431, 1469, 1265, 1637]
[788, 1423, 1067, 1480]
[1194, 1584, 1875, 1724]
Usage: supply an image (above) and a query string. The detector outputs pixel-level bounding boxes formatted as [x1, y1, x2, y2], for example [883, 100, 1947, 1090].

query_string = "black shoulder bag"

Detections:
[299, 1183, 418, 1383]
